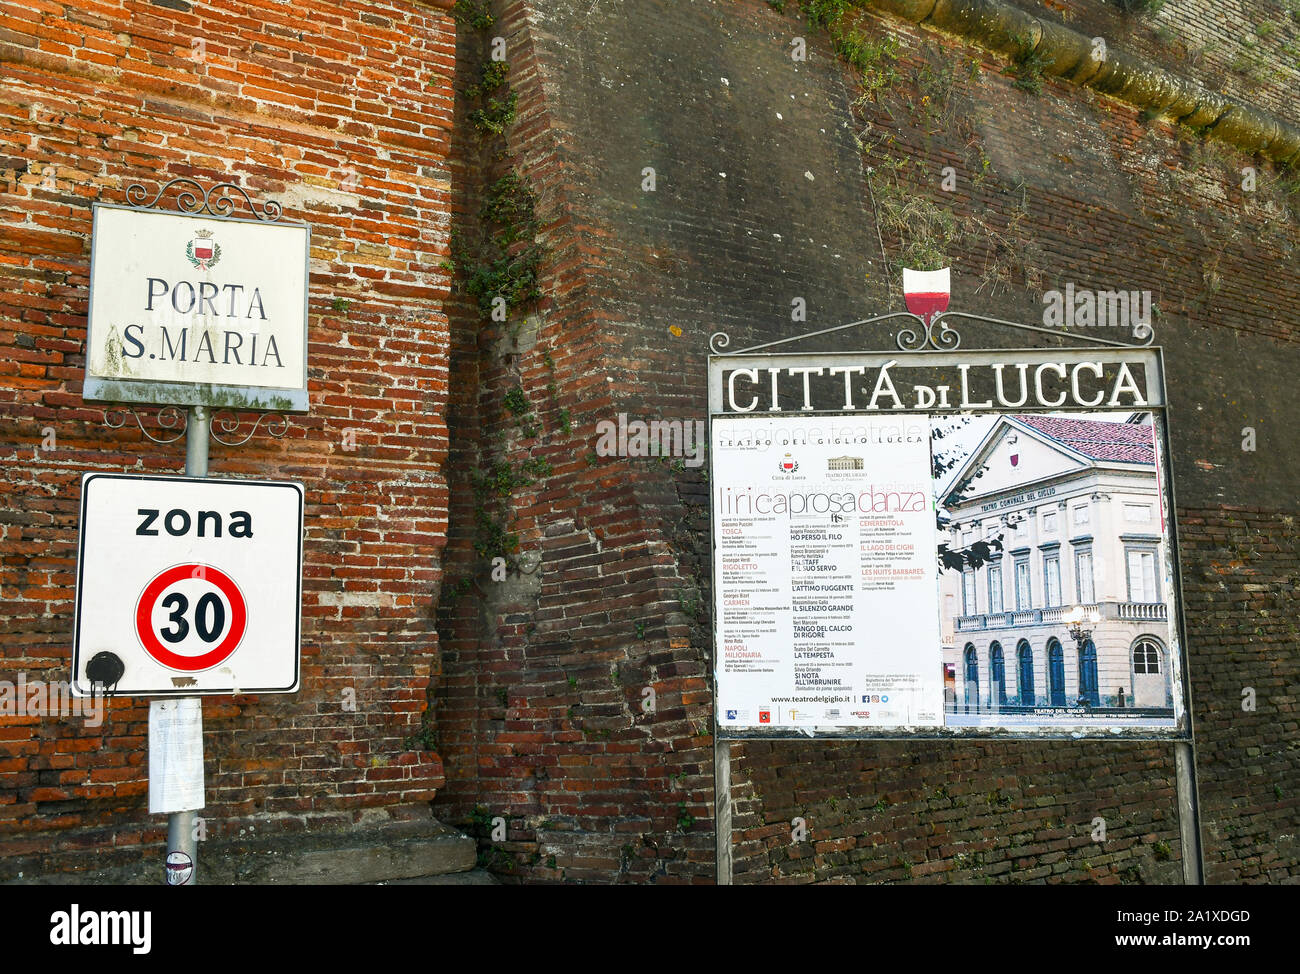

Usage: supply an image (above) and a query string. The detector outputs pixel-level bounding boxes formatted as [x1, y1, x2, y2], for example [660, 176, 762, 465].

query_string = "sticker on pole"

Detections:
[165, 851, 195, 886]
[73, 473, 303, 696]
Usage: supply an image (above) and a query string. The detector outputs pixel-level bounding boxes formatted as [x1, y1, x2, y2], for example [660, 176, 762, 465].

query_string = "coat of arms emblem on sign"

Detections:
[186, 228, 221, 270]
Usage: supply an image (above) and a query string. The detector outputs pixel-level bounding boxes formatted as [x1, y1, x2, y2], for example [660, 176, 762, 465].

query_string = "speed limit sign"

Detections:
[135, 563, 248, 672]
[72, 473, 302, 696]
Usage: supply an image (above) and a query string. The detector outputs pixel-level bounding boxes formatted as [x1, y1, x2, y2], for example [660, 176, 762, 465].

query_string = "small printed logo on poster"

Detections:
[758, 709, 771, 723]
[724, 708, 751, 721]
[861, 694, 890, 703]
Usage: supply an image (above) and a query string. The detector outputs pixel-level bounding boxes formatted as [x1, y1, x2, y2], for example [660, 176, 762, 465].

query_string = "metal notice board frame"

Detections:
[706, 311, 1203, 885]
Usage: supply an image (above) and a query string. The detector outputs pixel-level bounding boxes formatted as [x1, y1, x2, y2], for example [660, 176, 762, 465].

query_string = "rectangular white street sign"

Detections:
[85, 203, 310, 412]
[72, 473, 303, 696]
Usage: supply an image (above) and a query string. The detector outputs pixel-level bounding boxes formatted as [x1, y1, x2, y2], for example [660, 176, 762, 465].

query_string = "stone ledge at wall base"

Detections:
[6, 817, 489, 886]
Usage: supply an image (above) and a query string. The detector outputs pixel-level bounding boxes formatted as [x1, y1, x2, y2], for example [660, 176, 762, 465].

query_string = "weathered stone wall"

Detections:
[0, 0, 456, 878]
[433, 0, 1299, 883]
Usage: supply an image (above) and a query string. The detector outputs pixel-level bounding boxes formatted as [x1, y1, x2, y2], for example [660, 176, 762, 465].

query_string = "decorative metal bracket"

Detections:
[104, 405, 188, 444]
[125, 177, 283, 222]
[210, 411, 290, 447]
[710, 310, 1155, 356]
[103, 407, 290, 447]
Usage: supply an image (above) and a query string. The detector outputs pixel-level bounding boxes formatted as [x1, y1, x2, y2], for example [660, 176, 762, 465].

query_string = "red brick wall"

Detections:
[0, 0, 456, 878]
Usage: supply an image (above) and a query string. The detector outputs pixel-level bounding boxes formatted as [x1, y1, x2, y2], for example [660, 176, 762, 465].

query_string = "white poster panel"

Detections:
[712, 415, 944, 730]
[148, 698, 205, 814]
[72, 474, 303, 696]
[85, 203, 309, 410]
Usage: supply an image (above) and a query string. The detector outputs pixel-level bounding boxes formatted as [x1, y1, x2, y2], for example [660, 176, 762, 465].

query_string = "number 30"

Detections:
[158, 592, 226, 643]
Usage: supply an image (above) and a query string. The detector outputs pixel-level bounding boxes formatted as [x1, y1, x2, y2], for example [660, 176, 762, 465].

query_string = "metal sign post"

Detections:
[162, 405, 209, 886]
[707, 306, 1204, 885]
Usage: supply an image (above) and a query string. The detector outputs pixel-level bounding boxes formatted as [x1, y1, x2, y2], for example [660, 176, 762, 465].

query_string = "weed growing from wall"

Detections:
[1006, 32, 1051, 95]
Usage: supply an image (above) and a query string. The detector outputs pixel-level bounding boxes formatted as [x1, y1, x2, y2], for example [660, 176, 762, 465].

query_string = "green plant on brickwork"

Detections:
[465, 172, 544, 317]
[468, 60, 509, 98]
[330, 296, 350, 313]
[912, 57, 956, 126]
[453, 0, 493, 30]
[481, 172, 537, 239]
[676, 801, 695, 832]
[546, 855, 557, 869]
[439, 575, 473, 609]
[873, 797, 888, 812]
[799, 0, 901, 99]
[503, 385, 529, 417]
[675, 584, 702, 620]
[519, 455, 552, 479]
[478, 845, 514, 872]
[502, 383, 539, 436]
[896, 856, 913, 877]
[1006, 32, 1051, 95]
[801, 0, 855, 28]
[838, 31, 901, 98]
[1229, 37, 1269, 81]
[471, 89, 518, 136]
[1275, 783, 1284, 799]
[871, 171, 960, 272]
[1153, 840, 1173, 861]
[468, 804, 494, 837]
[496, 687, 508, 707]
[567, 675, 577, 688]
[403, 708, 438, 751]
[471, 495, 519, 562]
[619, 843, 637, 869]
[556, 407, 572, 436]
[476, 460, 523, 499]
[1112, 0, 1164, 14]
[634, 621, 646, 639]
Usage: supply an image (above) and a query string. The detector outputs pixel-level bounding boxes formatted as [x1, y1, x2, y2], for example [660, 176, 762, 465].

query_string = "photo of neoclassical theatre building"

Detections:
[937, 413, 1179, 727]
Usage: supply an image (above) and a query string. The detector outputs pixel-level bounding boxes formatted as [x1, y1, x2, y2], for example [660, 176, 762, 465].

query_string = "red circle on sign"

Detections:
[135, 564, 247, 671]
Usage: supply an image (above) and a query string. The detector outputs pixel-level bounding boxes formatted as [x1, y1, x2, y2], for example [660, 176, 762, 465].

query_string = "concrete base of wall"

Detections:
[8, 817, 483, 886]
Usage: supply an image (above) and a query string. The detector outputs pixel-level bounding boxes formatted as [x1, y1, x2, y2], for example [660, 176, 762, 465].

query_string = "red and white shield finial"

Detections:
[902, 267, 950, 324]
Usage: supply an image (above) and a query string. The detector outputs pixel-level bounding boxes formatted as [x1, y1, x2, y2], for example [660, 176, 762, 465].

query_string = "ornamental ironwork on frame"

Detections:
[710, 310, 1155, 356]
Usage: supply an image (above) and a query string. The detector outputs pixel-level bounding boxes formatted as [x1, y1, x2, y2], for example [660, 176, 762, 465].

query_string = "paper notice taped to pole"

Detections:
[148, 698, 205, 814]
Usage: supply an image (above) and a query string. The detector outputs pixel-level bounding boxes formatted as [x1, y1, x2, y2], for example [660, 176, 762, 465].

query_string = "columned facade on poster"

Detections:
[938, 413, 1174, 717]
